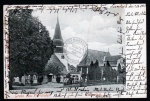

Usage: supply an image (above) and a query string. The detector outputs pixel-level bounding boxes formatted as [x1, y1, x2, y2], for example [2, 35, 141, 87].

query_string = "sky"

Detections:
[32, 8, 125, 56]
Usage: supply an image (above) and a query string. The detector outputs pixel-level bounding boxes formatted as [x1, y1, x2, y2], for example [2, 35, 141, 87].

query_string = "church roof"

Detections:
[55, 53, 69, 72]
[53, 16, 64, 49]
[68, 64, 77, 73]
[104, 55, 121, 67]
[78, 49, 111, 66]
[44, 54, 67, 75]
[53, 16, 63, 40]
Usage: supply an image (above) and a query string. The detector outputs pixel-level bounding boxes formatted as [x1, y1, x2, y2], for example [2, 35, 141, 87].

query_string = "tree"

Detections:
[94, 60, 101, 80]
[112, 69, 118, 81]
[9, 9, 53, 88]
[89, 61, 94, 80]
[103, 61, 112, 81]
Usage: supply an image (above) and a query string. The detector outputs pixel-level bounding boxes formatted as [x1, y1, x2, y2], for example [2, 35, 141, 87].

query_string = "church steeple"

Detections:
[53, 15, 64, 53]
[53, 15, 62, 40]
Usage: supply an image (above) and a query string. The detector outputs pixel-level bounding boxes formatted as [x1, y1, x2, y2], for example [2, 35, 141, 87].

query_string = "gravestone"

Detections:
[42, 75, 48, 84]
[27, 75, 31, 84]
[33, 75, 38, 84]
[52, 75, 56, 82]
[14, 77, 20, 83]
[21, 76, 25, 85]
[60, 75, 64, 82]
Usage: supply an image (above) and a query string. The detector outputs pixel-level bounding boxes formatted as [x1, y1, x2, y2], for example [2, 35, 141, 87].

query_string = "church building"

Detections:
[44, 16, 69, 82]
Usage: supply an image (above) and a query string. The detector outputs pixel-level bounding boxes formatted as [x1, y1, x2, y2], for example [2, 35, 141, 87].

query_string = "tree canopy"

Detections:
[9, 9, 54, 78]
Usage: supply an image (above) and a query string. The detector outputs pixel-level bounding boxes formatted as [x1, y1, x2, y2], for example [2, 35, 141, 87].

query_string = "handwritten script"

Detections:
[125, 7, 146, 98]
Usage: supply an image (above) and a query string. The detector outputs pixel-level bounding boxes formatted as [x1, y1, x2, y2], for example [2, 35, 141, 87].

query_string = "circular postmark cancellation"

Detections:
[64, 37, 88, 64]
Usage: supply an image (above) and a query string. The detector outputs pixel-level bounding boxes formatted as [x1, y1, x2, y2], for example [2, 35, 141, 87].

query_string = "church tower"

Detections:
[53, 16, 64, 53]
[53, 16, 69, 72]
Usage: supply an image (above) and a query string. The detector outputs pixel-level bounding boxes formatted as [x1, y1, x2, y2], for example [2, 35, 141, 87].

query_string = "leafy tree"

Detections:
[112, 69, 118, 81]
[88, 60, 100, 80]
[94, 60, 101, 80]
[89, 61, 94, 80]
[103, 61, 112, 81]
[9, 9, 53, 88]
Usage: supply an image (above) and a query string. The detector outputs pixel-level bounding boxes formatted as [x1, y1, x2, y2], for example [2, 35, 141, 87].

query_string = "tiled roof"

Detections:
[78, 49, 111, 66]
[104, 55, 121, 67]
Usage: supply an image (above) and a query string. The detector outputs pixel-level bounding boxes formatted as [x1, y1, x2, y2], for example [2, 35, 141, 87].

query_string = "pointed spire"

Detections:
[53, 14, 62, 40]
[53, 15, 64, 53]
[57, 13, 59, 23]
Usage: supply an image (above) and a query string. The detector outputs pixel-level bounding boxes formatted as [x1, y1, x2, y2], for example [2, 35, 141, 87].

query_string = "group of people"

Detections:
[64, 73, 87, 86]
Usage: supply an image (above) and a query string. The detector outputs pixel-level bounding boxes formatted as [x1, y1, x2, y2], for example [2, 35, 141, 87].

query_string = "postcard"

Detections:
[3, 4, 146, 99]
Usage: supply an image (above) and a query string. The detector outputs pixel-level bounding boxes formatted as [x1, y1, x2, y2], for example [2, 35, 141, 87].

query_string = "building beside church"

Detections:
[77, 49, 125, 83]
[77, 49, 111, 80]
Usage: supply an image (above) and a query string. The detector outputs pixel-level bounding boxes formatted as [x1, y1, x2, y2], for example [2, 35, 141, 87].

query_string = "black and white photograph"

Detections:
[4, 4, 146, 99]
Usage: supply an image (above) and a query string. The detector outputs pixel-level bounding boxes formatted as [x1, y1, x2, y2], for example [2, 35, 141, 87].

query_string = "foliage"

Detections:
[103, 61, 120, 82]
[9, 9, 53, 78]
[103, 61, 114, 81]
[103, 65, 112, 81]
[88, 60, 101, 80]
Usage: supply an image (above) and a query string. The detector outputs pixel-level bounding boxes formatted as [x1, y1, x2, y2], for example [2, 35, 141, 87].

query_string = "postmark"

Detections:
[64, 37, 87, 64]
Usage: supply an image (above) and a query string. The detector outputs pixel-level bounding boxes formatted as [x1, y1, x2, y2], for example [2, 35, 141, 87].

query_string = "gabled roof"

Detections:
[104, 55, 121, 67]
[78, 49, 111, 66]
[55, 53, 69, 72]
[45, 54, 67, 75]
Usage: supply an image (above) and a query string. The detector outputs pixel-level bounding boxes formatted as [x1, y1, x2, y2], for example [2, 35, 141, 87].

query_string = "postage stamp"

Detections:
[3, 4, 146, 99]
